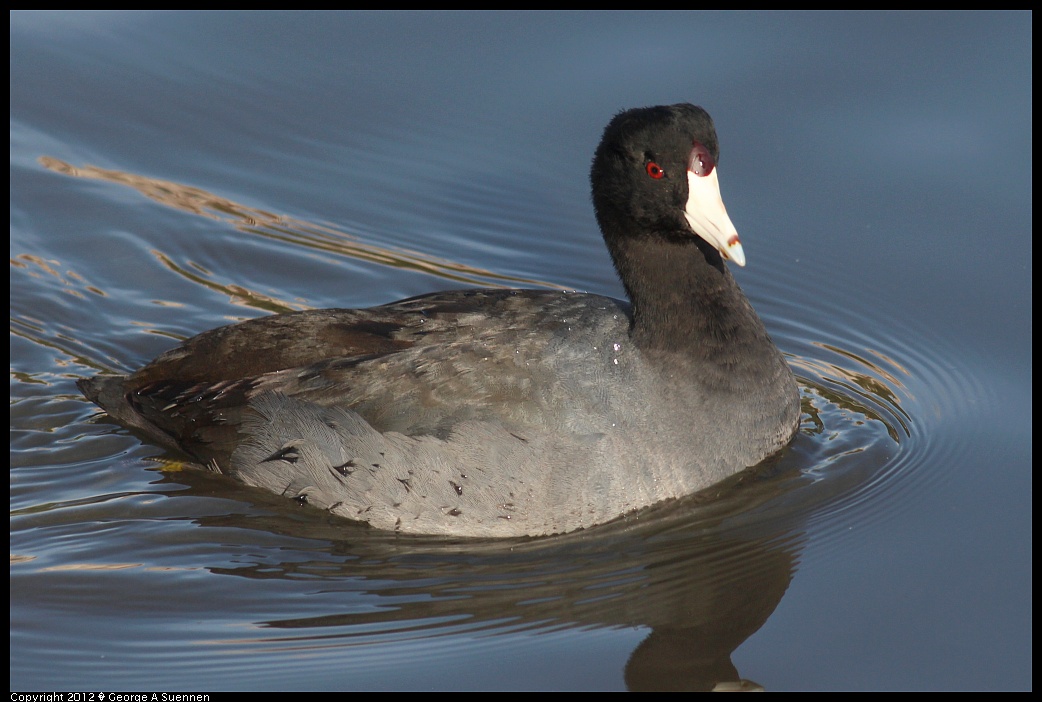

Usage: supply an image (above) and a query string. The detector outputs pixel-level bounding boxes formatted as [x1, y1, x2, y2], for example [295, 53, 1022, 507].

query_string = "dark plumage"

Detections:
[79, 104, 800, 537]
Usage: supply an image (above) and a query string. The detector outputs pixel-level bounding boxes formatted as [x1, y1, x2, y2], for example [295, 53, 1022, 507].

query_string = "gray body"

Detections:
[79, 104, 801, 537]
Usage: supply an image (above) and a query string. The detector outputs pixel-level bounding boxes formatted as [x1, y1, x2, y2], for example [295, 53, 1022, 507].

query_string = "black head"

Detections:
[591, 103, 744, 266]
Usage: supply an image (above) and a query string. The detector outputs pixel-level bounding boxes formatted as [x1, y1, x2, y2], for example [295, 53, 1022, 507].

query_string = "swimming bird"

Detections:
[79, 103, 800, 537]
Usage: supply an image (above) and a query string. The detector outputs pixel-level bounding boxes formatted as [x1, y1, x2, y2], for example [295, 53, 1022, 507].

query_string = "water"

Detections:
[10, 11, 1031, 690]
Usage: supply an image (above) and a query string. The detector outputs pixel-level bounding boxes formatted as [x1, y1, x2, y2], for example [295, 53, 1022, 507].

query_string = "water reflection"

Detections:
[40, 156, 561, 295]
[169, 463, 807, 692]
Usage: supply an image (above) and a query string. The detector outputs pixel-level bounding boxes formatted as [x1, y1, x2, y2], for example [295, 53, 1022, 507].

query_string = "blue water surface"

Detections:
[10, 11, 1031, 691]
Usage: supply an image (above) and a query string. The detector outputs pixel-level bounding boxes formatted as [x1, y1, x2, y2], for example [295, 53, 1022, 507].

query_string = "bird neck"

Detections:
[609, 232, 775, 372]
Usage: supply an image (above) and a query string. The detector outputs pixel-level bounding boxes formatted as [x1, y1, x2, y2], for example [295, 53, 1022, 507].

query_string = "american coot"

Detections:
[79, 104, 800, 538]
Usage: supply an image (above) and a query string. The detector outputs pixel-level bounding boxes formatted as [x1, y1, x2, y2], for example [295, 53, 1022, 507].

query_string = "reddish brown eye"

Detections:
[688, 142, 716, 177]
[645, 162, 665, 179]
